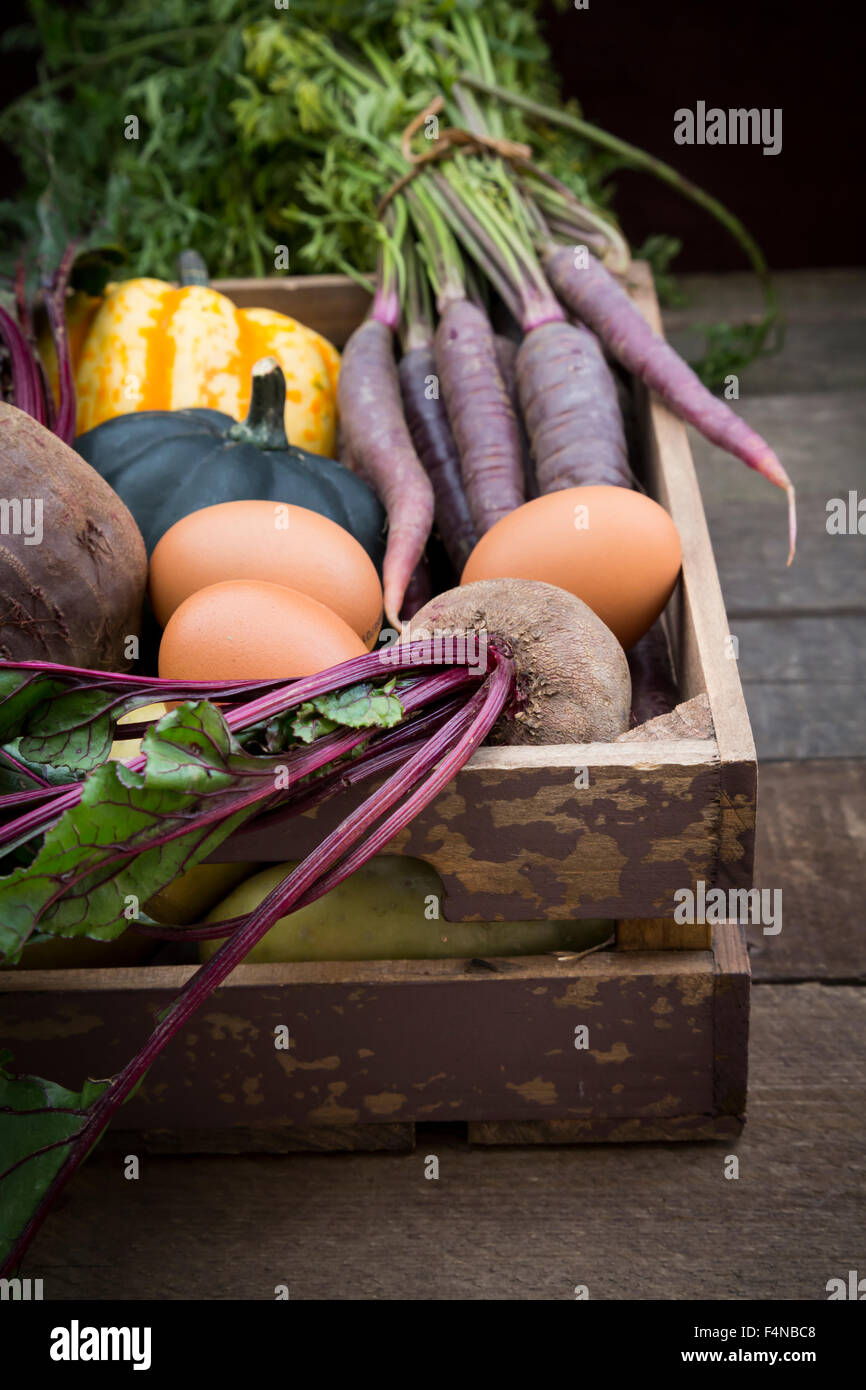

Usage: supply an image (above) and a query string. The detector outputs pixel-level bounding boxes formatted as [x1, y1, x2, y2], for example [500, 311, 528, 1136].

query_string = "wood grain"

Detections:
[661, 267, 866, 329]
[468, 1114, 741, 1144]
[22, 982, 864, 1301]
[748, 760, 866, 982]
[616, 919, 713, 950]
[215, 739, 728, 920]
[667, 320, 866, 396]
[110, 1123, 417, 1154]
[213, 275, 371, 349]
[689, 392, 866, 613]
[1, 944, 731, 1138]
[631, 268, 757, 897]
[712, 924, 750, 1119]
[662, 268, 866, 398]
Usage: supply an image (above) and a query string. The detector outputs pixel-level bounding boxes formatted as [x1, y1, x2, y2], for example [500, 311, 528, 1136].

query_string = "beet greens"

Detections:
[0, 224, 122, 444]
[0, 639, 515, 1275]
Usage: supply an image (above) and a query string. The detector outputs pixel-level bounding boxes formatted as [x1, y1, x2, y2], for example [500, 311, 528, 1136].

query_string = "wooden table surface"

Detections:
[27, 271, 866, 1301]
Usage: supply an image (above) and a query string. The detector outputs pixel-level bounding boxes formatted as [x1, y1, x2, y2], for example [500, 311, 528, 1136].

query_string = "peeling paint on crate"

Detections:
[202, 1012, 260, 1043]
[677, 975, 714, 1007]
[275, 1053, 341, 1077]
[307, 1082, 359, 1126]
[506, 1077, 558, 1106]
[221, 757, 733, 922]
[243, 1076, 264, 1107]
[589, 1041, 631, 1064]
[412, 1072, 447, 1091]
[363, 1092, 407, 1116]
[553, 978, 603, 1009]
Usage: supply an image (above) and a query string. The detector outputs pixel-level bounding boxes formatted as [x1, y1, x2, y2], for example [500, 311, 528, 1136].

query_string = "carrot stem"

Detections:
[457, 73, 779, 330]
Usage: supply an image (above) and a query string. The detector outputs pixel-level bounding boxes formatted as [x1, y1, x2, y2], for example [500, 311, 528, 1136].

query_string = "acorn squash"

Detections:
[75, 357, 385, 569]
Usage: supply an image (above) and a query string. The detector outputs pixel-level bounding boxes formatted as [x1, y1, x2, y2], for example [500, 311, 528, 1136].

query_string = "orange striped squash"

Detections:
[63, 278, 339, 457]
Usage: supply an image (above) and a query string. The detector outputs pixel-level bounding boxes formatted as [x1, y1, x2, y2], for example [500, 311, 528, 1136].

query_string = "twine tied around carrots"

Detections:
[377, 96, 532, 216]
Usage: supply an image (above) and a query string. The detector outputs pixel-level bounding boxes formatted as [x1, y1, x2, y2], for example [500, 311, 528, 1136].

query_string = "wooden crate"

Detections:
[205, 264, 757, 924]
[0, 266, 755, 1145]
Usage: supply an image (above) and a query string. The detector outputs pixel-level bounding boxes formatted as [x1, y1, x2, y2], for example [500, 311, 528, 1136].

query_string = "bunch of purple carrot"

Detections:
[337, 92, 796, 631]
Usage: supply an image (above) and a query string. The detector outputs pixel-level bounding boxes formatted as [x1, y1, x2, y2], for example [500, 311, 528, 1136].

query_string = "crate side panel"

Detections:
[0, 954, 716, 1130]
[712, 923, 751, 1119]
[213, 276, 370, 347]
[629, 265, 757, 889]
[217, 746, 722, 920]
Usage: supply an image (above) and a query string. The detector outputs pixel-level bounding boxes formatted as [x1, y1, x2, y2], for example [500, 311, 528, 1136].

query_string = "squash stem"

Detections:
[176, 249, 210, 287]
[228, 358, 289, 451]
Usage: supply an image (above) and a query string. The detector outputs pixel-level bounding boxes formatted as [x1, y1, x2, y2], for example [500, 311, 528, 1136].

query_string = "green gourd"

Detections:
[75, 356, 386, 569]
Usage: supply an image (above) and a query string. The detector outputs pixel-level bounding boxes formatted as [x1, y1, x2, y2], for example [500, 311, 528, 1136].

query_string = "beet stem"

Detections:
[0, 650, 514, 1276]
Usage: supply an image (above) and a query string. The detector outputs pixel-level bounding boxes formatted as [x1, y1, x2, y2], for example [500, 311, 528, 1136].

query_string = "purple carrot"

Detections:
[516, 318, 631, 492]
[493, 333, 537, 500]
[543, 246, 797, 561]
[398, 343, 478, 571]
[434, 298, 525, 534]
[430, 169, 629, 510]
[338, 317, 435, 628]
[400, 555, 434, 619]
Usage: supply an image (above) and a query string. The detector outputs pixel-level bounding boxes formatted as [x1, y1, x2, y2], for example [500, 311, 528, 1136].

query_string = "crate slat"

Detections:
[0, 928, 748, 1144]
[218, 739, 721, 920]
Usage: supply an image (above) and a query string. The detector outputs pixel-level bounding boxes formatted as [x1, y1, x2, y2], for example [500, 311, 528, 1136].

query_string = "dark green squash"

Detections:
[75, 357, 386, 569]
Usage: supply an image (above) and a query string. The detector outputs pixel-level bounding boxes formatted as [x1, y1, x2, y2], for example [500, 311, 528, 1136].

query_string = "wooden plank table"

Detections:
[22, 270, 866, 1300]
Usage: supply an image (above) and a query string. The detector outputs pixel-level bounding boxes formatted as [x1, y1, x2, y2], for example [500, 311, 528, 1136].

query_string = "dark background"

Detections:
[544, 0, 863, 269]
[1, 0, 862, 270]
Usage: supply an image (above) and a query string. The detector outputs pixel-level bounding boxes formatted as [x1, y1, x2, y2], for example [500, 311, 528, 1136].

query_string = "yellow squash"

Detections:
[61, 279, 340, 457]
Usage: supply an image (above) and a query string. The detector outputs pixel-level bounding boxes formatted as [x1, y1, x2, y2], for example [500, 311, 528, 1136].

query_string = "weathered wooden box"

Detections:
[0, 266, 754, 1147]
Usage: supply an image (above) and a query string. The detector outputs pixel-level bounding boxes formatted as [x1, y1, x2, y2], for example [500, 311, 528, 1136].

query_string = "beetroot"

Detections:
[410, 578, 631, 744]
[0, 403, 146, 668]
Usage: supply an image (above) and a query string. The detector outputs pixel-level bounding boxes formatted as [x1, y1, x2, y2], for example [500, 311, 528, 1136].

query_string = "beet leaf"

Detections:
[0, 645, 514, 1276]
[0, 692, 410, 962]
[0, 664, 283, 773]
[0, 1051, 111, 1263]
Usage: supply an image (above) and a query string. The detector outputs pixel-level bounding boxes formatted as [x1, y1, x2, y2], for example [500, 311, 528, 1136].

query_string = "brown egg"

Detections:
[149, 499, 383, 648]
[461, 486, 682, 650]
[157, 580, 367, 680]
